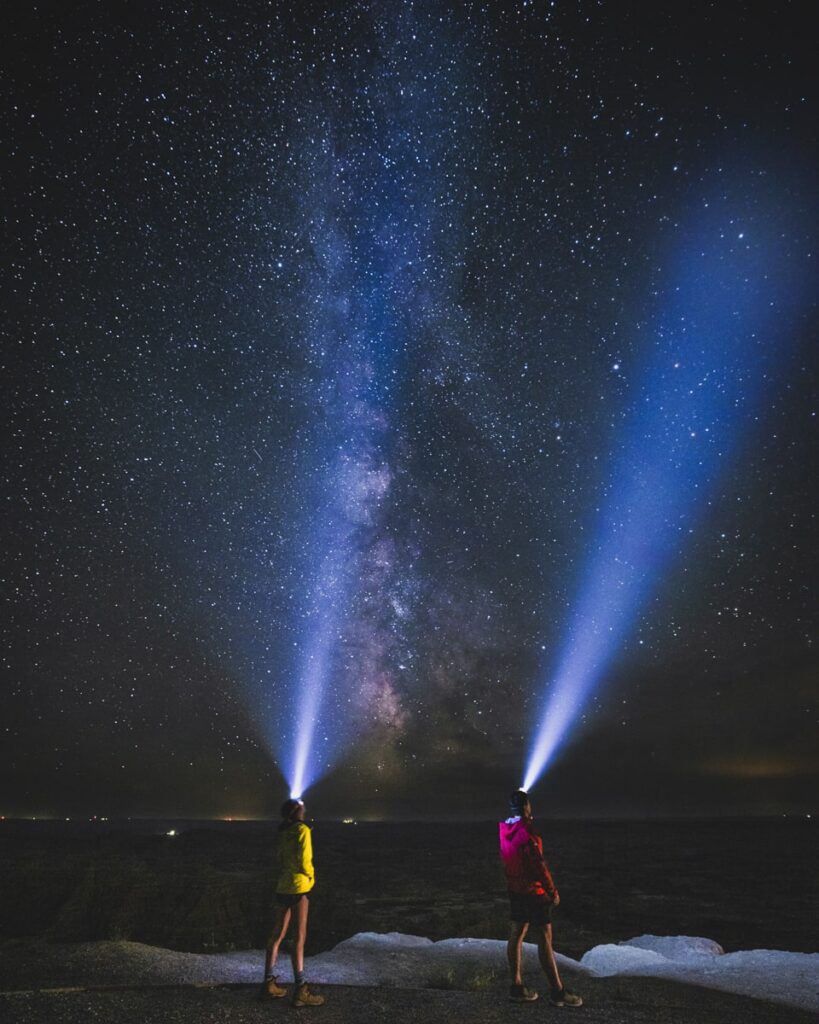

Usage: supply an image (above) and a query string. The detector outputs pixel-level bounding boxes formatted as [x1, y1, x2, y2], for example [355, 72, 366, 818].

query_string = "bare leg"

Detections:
[264, 905, 291, 978]
[290, 895, 309, 980]
[536, 923, 563, 992]
[507, 921, 529, 985]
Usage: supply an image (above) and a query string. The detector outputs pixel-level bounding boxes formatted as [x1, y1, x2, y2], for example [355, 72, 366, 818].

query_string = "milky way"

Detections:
[2, 2, 816, 818]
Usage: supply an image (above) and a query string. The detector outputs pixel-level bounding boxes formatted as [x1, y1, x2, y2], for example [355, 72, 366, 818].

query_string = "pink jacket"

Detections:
[499, 816, 559, 900]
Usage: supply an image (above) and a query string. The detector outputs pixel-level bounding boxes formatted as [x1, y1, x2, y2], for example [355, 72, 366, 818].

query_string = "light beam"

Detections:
[524, 176, 813, 791]
[287, 539, 346, 799]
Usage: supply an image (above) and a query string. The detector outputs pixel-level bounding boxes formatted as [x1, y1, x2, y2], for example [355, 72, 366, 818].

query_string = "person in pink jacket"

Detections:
[499, 790, 583, 1006]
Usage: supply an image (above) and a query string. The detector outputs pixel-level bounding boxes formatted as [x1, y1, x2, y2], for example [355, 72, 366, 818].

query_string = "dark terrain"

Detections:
[1, 818, 815, 960]
[3, 977, 816, 1024]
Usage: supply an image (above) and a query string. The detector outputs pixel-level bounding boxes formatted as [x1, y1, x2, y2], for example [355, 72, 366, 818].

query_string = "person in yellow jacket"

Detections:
[259, 798, 325, 1007]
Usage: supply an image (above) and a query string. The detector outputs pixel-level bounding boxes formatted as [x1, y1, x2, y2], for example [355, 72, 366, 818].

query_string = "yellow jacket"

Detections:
[276, 821, 315, 894]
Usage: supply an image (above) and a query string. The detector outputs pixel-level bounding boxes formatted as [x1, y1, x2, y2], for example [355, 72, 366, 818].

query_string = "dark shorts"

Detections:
[275, 892, 307, 908]
[509, 891, 553, 926]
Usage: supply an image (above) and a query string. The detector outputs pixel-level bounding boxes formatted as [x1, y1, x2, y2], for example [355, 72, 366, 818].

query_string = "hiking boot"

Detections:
[549, 988, 583, 1007]
[509, 983, 539, 1002]
[257, 976, 287, 1000]
[292, 983, 325, 1007]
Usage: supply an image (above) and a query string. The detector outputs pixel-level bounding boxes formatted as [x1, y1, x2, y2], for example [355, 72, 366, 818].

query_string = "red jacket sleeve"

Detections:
[524, 835, 559, 901]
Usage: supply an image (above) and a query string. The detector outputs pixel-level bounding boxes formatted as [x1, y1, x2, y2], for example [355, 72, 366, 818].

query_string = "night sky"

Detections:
[2, 1, 816, 820]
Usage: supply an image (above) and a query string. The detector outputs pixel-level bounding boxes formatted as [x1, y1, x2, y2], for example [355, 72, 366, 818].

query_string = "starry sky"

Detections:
[2, 1, 817, 820]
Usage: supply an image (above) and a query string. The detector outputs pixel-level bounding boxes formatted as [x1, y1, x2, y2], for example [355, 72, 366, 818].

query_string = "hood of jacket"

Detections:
[499, 816, 531, 863]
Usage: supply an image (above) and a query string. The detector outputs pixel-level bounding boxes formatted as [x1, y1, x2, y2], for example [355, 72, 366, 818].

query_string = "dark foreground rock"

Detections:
[1, 977, 814, 1024]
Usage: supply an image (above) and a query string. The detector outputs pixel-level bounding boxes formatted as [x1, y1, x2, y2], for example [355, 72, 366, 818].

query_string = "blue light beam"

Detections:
[524, 181, 814, 791]
[286, 523, 351, 799]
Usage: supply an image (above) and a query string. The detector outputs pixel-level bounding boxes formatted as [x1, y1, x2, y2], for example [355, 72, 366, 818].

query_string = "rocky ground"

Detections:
[1, 935, 815, 1024]
[2, 976, 815, 1024]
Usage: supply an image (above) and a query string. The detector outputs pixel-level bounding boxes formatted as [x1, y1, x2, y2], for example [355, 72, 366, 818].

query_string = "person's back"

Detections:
[277, 818, 314, 894]
[499, 815, 556, 898]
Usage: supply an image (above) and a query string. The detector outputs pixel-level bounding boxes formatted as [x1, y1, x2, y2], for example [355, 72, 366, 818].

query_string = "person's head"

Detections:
[281, 797, 305, 823]
[509, 789, 532, 819]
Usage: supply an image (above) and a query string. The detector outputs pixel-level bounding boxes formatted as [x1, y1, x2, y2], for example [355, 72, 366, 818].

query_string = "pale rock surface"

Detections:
[578, 934, 818, 1011]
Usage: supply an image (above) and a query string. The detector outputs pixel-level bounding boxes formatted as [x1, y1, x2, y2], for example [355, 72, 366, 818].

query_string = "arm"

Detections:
[297, 823, 315, 884]
[525, 837, 559, 902]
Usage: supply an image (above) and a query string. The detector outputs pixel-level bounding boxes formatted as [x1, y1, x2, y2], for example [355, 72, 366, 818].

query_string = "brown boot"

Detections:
[257, 976, 287, 1000]
[292, 982, 325, 1007]
[549, 987, 583, 1007]
[509, 983, 539, 1002]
